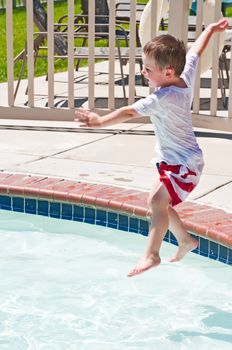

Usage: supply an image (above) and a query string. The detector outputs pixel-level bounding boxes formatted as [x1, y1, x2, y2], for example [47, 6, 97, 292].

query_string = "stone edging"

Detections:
[0, 172, 231, 248]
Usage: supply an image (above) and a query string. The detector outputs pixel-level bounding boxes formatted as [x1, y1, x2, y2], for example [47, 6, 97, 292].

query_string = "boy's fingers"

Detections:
[76, 114, 88, 120]
[75, 110, 90, 121]
[75, 107, 90, 118]
[78, 107, 91, 115]
[74, 107, 93, 126]
[219, 18, 229, 28]
[75, 111, 88, 118]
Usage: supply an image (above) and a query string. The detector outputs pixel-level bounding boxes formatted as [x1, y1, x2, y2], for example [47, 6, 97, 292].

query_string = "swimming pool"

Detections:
[0, 210, 232, 350]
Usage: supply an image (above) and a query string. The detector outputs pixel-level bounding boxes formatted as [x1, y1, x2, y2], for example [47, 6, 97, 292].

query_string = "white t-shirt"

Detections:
[132, 52, 204, 175]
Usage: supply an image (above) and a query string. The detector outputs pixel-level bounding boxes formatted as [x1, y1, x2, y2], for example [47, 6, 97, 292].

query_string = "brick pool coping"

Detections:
[0, 172, 232, 248]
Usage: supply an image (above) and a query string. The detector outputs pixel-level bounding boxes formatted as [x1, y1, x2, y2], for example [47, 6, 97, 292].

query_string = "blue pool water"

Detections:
[0, 210, 232, 350]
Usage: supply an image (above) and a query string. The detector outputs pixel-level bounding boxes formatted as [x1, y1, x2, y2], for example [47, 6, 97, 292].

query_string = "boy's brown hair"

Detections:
[143, 34, 186, 76]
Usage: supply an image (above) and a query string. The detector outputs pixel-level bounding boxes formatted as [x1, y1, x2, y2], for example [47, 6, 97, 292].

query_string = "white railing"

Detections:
[0, 0, 232, 131]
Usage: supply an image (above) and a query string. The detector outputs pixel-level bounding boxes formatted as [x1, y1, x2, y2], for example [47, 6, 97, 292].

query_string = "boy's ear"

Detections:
[165, 66, 175, 78]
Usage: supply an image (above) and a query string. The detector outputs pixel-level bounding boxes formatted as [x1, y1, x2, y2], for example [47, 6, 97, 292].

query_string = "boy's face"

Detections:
[141, 54, 172, 88]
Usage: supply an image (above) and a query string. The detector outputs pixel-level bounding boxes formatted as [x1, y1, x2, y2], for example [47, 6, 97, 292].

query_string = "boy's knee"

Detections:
[148, 193, 161, 209]
[148, 188, 170, 209]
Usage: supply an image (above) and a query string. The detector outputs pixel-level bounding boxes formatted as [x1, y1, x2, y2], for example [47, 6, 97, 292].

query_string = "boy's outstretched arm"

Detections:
[189, 18, 228, 57]
[74, 106, 140, 127]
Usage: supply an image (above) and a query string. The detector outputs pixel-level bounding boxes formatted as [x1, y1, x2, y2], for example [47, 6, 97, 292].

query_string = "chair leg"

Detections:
[14, 45, 28, 101]
[218, 54, 228, 109]
[218, 46, 231, 109]
[222, 46, 230, 84]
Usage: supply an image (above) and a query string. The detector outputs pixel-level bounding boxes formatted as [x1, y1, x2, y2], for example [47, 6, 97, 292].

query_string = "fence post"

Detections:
[168, 0, 189, 43]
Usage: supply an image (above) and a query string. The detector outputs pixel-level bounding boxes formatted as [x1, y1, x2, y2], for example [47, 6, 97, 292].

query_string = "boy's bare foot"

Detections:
[127, 253, 161, 277]
[169, 238, 198, 262]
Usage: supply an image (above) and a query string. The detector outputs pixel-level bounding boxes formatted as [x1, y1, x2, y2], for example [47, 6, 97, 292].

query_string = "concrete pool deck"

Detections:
[0, 119, 231, 212]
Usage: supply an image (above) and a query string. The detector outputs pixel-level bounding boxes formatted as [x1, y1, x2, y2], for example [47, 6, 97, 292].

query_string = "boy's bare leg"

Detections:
[128, 183, 171, 277]
[168, 206, 198, 262]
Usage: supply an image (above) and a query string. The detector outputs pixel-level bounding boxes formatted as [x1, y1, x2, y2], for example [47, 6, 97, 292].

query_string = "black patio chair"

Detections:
[57, 0, 130, 72]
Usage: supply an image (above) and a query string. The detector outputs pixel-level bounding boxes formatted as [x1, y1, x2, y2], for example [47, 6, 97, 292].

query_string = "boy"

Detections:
[75, 19, 228, 277]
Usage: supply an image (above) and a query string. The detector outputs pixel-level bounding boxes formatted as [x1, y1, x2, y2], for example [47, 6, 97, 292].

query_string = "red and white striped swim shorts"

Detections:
[157, 161, 200, 207]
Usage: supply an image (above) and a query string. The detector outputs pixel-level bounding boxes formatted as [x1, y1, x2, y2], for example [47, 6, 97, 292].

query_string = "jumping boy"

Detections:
[75, 18, 228, 277]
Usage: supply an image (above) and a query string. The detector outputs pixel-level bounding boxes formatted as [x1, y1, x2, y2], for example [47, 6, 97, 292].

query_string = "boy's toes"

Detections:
[169, 239, 198, 262]
[127, 255, 161, 277]
[127, 268, 144, 277]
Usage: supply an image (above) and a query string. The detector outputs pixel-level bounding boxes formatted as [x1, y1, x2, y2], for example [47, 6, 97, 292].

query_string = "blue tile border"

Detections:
[96, 209, 107, 226]
[73, 205, 84, 222]
[108, 212, 118, 229]
[84, 207, 95, 224]
[61, 203, 72, 220]
[25, 198, 37, 215]
[0, 194, 231, 265]
[50, 202, 61, 219]
[219, 244, 228, 263]
[13, 197, 24, 212]
[129, 217, 139, 233]
[119, 214, 129, 232]
[0, 195, 12, 210]
[38, 200, 49, 216]
[199, 237, 209, 258]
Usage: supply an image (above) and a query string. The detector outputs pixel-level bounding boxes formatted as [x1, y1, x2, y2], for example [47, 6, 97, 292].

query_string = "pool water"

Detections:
[0, 210, 232, 350]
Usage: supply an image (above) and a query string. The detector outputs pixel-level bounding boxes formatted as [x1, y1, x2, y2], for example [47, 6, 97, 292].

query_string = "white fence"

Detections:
[1, 0, 232, 131]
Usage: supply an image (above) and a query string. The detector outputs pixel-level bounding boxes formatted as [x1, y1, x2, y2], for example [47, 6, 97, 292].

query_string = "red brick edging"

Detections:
[0, 172, 231, 248]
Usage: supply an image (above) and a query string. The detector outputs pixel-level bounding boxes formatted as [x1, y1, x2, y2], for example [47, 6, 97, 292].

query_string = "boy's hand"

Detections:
[190, 18, 229, 57]
[74, 107, 101, 127]
[211, 18, 229, 33]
